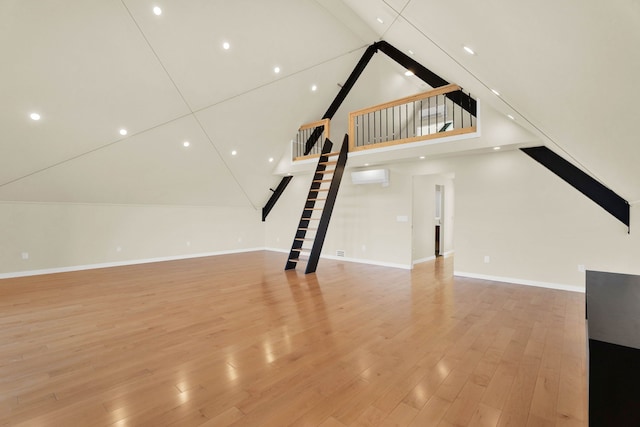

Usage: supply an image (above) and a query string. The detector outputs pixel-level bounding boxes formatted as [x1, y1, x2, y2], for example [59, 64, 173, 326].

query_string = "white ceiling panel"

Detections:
[381, 0, 411, 13]
[313, 0, 379, 42]
[340, 0, 399, 36]
[0, 0, 190, 186]
[2, 0, 636, 209]
[396, 0, 640, 201]
[0, 116, 250, 207]
[195, 49, 369, 207]
[122, 0, 369, 111]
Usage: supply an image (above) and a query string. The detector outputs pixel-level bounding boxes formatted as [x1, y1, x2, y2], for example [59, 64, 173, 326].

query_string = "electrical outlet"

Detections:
[186, 241, 191, 247]
[116, 246, 122, 252]
[578, 264, 586, 273]
[21, 252, 29, 260]
[484, 255, 490, 263]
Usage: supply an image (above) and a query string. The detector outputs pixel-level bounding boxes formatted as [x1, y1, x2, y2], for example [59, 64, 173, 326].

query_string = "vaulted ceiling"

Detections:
[1, 0, 637, 208]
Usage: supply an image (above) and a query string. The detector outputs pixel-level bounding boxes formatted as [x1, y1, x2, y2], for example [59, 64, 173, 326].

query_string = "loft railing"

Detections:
[292, 119, 330, 160]
[348, 84, 476, 152]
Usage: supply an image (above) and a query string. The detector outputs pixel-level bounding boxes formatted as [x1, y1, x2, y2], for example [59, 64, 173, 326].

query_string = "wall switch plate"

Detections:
[484, 255, 490, 263]
[578, 264, 586, 272]
[21, 252, 29, 260]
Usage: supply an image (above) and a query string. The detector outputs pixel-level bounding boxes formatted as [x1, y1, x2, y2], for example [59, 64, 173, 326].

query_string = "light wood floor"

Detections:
[0, 251, 587, 426]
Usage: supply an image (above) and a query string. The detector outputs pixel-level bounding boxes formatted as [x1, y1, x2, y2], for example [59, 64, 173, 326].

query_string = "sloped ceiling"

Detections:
[339, 0, 640, 202]
[2, 0, 635, 207]
[0, 0, 377, 208]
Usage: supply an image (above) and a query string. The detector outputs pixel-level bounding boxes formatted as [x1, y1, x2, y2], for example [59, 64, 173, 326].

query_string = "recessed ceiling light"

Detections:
[231, 150, 237, 156]
[183, 141, 190, 147]
[376, 17, 384, 24]
[507, 114, 515, 120]
[153, 6, 162, 16]
[364, 163, 369, 166]
[268, 157, 274, 163]
[419, 156, 425, 159]
[274, 66, 281, 74]
[463, 46, 475, 55]
[222, 41, 230, 50]
[404, 70, 414, 77]
[119, 129, 128, 136]
[311, 85, 317, 92]
[29, 112, 41, 121]
[408, 50, 415, 55]
[491, 89, 501, 96]
[493, 146, 501, 150]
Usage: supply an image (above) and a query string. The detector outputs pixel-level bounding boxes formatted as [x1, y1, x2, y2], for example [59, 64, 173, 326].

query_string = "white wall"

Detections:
[411, 175, 433, 262]
[265, 166, 414, 268]
[266, 148, 640, 291]
[0, 202, 264, 275]
[5, 148, 639, 291]
[451, 150, 640, 289]
[443, 178, 455, 254]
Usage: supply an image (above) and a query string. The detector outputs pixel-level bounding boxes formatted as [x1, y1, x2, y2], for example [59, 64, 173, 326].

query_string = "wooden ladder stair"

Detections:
[285, 135, 349, 274]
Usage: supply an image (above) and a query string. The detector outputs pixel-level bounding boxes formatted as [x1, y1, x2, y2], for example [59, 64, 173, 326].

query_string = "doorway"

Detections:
[411, 174, 454, 266]
[435, 184, 444, 257]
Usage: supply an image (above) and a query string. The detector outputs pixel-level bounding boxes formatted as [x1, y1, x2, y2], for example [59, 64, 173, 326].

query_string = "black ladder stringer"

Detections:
[286, 134, 349, 273]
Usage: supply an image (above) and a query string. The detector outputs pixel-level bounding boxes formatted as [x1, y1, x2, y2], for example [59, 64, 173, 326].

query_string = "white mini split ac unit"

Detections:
[351, 169, 389, 186]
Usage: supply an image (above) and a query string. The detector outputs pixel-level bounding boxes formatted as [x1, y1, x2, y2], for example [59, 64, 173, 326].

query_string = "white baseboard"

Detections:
[3, 249, 581, 294]
[265, 247, 289, 254]
[0, 247, 266, 280]
[264, 248, 411, 270]
[453, 271, 584, 293]
[412, 250, 454, 266]
[413, 256, 436, 265]
[321, 254, 411, 270]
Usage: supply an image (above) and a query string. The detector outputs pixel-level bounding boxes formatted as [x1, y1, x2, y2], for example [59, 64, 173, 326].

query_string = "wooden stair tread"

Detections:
[286, 139, 347, 273]
[322, 151, 340, 157]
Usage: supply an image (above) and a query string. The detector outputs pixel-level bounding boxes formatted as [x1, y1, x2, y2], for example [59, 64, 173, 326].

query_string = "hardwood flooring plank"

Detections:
[0, 251, 587, 426]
